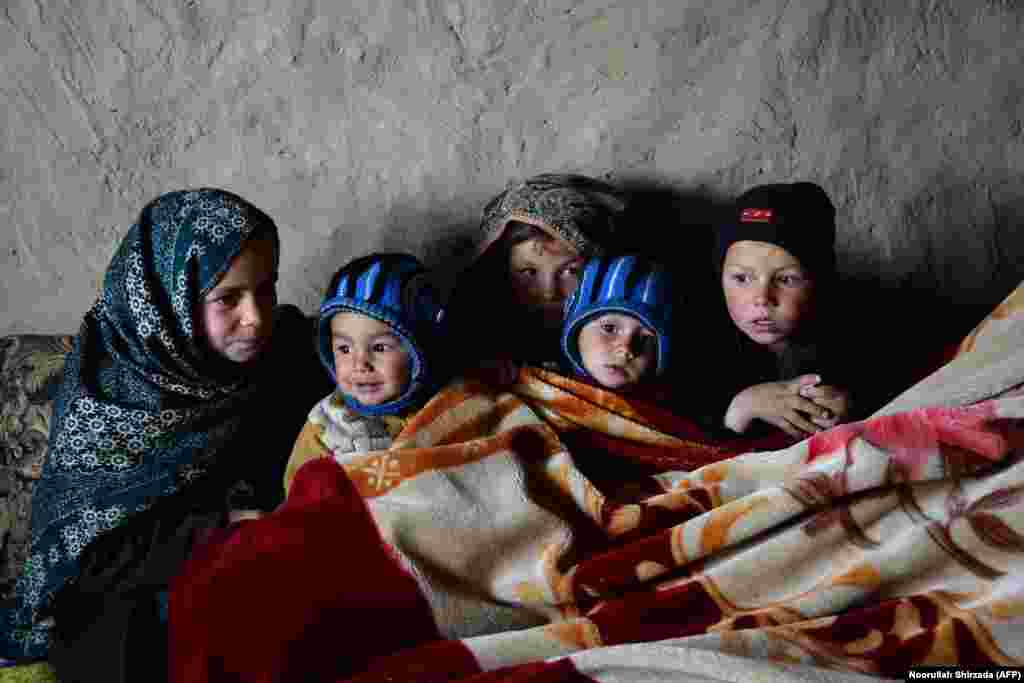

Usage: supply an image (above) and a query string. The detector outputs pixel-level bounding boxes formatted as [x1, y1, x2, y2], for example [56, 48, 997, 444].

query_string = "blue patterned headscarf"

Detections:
[2, 188, 279, 659]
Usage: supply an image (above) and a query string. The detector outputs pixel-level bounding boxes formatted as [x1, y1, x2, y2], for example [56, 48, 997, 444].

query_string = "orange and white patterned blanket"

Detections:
[170, 285, 1024, 683]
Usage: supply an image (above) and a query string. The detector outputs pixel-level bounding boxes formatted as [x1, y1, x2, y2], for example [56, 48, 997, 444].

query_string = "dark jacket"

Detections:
[46, 306, 332, 683]
[680, 297, 873, 440]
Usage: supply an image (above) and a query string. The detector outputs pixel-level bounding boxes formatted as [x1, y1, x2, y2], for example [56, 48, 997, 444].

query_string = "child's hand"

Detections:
[724, 374, 834, 438]
[798, 382, 852, 429]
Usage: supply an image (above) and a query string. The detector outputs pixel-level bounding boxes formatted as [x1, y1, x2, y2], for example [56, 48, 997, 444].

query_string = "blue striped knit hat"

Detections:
[318, 253, 446, 416]
[561, 254, 674, 379]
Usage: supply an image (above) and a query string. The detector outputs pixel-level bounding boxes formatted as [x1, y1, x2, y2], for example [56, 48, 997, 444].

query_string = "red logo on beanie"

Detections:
[741, 208, 773, 223]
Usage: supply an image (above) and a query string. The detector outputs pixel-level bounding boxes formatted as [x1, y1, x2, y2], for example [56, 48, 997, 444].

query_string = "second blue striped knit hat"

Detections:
[561, 254, 674, 379]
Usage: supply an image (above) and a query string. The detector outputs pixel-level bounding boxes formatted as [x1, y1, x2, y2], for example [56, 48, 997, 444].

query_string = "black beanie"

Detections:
[714, 182, 836, 282]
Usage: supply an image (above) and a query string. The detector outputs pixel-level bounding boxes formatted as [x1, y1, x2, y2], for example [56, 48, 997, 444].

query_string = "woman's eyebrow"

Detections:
[204, 284, 241, 299]
[208, 273, 278, 296]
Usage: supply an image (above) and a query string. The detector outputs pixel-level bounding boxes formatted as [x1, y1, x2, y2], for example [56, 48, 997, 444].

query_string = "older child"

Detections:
[1, 189, 332, 676]
[561, 254, 673, 395]
[447, 173, 627, 371]
[713, 182, 852, 439]
[282, 253, 447, 492]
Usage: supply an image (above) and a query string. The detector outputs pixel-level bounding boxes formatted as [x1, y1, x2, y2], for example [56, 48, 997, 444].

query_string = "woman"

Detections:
[1, 189, 331, 679]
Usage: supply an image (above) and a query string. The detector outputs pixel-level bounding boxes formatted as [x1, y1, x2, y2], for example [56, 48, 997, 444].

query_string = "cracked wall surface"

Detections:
[2, 0, 1023, 335]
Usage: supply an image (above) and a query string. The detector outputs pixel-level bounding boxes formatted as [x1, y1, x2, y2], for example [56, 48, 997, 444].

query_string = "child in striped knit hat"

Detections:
[560, 254, 674, 395]
[282, 252, 447, 493]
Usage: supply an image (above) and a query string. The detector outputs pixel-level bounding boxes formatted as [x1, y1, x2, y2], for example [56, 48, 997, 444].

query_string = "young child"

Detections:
[559, 253, 682, 484]
[561, 254, 673, 395]
[447, 173, 628, 371]
[712, 182, 852, 439]
[283, 253, 447, 492]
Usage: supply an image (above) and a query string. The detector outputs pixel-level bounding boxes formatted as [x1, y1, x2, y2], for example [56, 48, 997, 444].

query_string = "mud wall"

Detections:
[2, 0, 1022, 336]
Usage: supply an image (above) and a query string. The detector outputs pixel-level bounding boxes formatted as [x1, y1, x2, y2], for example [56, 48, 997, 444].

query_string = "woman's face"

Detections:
[199, 236, 278, 364]
[507, 237, 584, 329]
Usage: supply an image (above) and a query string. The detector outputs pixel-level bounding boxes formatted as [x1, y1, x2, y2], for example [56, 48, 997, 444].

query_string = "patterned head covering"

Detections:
[474, 173, 627, 262]
[561, 254, 675, 380]
[3, 188, 280, 658]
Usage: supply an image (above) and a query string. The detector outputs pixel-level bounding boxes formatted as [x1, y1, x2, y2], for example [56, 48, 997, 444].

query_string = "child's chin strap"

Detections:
[340, 376, 434, 418]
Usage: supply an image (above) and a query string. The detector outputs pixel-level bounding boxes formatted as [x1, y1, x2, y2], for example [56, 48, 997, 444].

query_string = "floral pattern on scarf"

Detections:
[475, 173, 627, 259]
[2, 188, 279, 659]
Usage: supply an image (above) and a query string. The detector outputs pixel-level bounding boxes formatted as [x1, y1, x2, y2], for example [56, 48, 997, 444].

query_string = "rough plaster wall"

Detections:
[2, 0, 1023, 336]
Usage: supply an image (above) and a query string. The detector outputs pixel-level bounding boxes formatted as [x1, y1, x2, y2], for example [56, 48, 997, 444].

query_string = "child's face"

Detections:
[577, 313, 657, 390]
[508, 237, 585, 329]
[199, 236, 278, 365]
[330, 312, 412, 405]
[721, 240, 815, 353]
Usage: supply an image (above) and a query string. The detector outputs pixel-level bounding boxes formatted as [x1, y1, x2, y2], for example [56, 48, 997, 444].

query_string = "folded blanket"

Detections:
[169, 285, 1024, 682]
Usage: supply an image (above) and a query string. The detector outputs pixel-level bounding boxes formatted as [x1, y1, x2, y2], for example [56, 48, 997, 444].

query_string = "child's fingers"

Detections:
[763, 415, 803, 438]
[799, 389, 837, 414]
[799, 384, 828, 400]
[799, 387, 846, 405]
[764, 402, 821, 436]
[779, 423, 806, 439]
[810, 415, 839, 430]
[767, 413, 816, 438]
[786, 394, 833, 421]
[805, 391, 849, 418]
[800, 383, 842, 399]
[814, 397, 845, 416]
[784, 409, 823, 435]
[791, 374, 822, 393]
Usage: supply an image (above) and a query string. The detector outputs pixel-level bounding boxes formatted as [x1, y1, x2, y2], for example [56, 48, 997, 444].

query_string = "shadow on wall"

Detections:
[891, 176, 1024, 331]
[614, 177, 729, 294]
[612, 178, 729, 383]
[303, 200, 478, 303]
[988, 190, 1024, 304]
[375, 199, 480, 299]
[416, 227, 479, 299]
[861, 175, 1024, 403]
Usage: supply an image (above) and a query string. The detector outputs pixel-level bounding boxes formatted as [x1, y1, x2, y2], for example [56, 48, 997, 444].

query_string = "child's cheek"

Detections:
[511, 282, 553, 312]
[508, 278, 536, 306]
[786, 290, 817, 327]
[722, 291, 749, 324]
